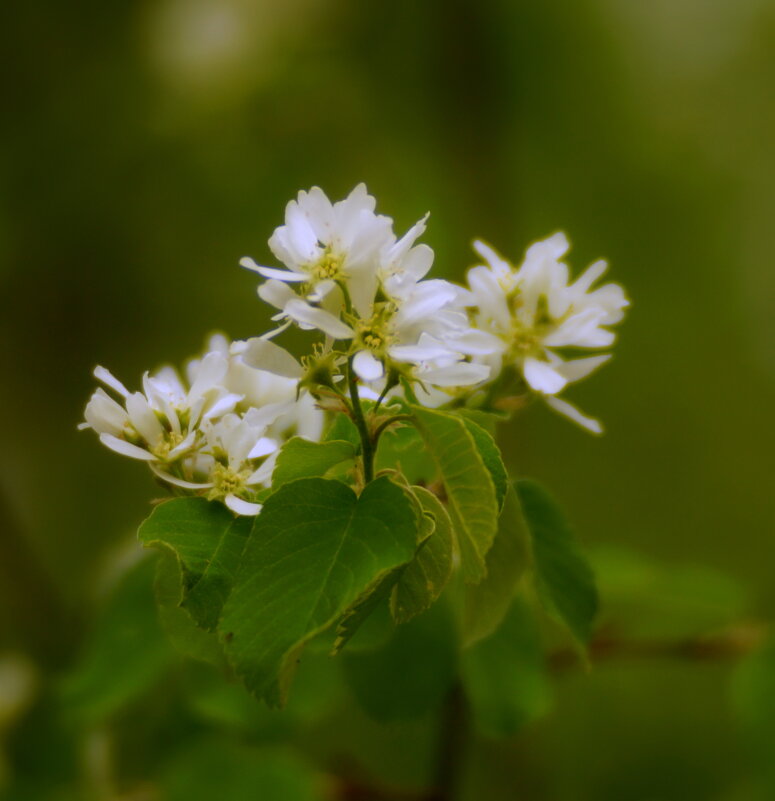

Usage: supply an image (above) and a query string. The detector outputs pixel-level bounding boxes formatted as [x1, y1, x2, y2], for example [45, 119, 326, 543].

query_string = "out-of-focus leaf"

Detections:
[272, 437, 356, 488]
[161, 740, 320, 801]
[138, 498, 251, 631]
[411, 406, 499, 583]
[457, 408, 507, 435]
[461, 417, 508, 511]
[592, 545, 750, 638]
[59, 559, 173, 725]
[391, 486, 455, 624]
[461, 597, 552, 737]
[517, 479, 598, 647]
[342, 601, 458, 722]
[733, 636, 775, 791]
[461, 483, 530, 647]
[155, 554, 226, 668]
[220, 477, 419, 707]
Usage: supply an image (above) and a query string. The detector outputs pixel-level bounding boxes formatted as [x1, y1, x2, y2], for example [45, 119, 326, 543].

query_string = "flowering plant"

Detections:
[81, 184, 628, 709]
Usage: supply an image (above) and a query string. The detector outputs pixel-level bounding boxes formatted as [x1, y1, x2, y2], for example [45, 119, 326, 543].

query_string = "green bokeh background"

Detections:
[2, 0, 775, 798]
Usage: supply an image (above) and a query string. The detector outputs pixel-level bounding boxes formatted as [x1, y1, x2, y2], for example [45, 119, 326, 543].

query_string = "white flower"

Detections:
[79, 360, 231, 463]
[80, 334, 323, 512]
[464, 232, 629, 432]
[245, 185, 444, 351]
[241, 183, 394, 320]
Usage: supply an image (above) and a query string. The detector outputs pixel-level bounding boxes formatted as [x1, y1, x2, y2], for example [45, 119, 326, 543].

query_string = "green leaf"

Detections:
[333, 487, 437, 650]
[59, 558, 173, 725]
[391, 486, 455, 624]
[461, 483, 530, 646]
[138, 497, 252, 631]
[461, 417, 508, 511]
[220, 476, 420, 707]
[516, 479, 598, 646]
[410, 406, 499, 583]
[342, 601, 458, 721]
[155, 554, 227, 668]
[324, 412, 361, 449]
[461, 597, 552, 737]
[374, 420, 437, 485]
[272, 436, 356, 488]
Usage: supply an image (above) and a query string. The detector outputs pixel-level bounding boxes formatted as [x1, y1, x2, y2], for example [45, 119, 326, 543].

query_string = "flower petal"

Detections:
[240, 257, 308, 282]
[523, 357, 567, 395]
[126, 392, 164, 446]
[284, 299, 355, 339]
[224, 494, 263, 516]
[352, 350, 385, 381]
[248, 436, 280, 459]
[241, 338, 303, 379]
[93, 366, 130, 398]
[258, 279, 298, 311]
[149, 463, 213, 489]
[544, 395, 603, 435]
[99, 433, 156, 461]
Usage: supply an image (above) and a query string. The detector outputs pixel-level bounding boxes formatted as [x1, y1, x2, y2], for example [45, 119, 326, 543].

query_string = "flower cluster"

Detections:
[80, 335, 322, 515]
[81, 184, 628, 513]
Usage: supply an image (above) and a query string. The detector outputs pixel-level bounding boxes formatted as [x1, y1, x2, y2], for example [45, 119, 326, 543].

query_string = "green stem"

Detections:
[347, 359, 374, 484]
[372, 414, 415, 446]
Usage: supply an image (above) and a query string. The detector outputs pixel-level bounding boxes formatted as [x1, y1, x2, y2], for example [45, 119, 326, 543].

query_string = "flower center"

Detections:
[209, 463, 251, 498]
[311, 250, 344, 281]
[355, 308, 394, 356]
[151, 430, 186, 461]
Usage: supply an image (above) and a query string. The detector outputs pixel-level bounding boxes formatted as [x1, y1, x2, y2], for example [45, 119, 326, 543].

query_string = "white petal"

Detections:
[149, 463, 213, 489]
[420, 361, 490, 387]
[258, 279, 298, 311]
[346, 266, 379, 319]
[544, 395, 603, 434]
[248, 451, 278, 486]
[202, 393, 243, 421]
[284, 299, 355, 339]
[125, 392, 164, 446]
[99, 433, 156, 461]
[389, 334, 452, 363]
[167, 430, 199, 459]
[446, 328, 504, 356]
[224, 494, 263, 516]
[248, 437, 280, 459]
[466, 266, 511, 330]
[352, 350, 385, 381]
[556, 354, 611, 383]
[189, 352, 228, 401]
[523, 357, 568, 395]
[93, 366, 130, 398]
[83, 388, 129, 435]
[387, 213, 429, 262]
[241, 338, 303, 379]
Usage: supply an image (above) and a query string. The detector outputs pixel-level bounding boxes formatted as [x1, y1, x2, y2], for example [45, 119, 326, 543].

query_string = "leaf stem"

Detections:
[372, 414, 416, 445]
[347, 359, 374, 484]
[431, 681, 468, 801]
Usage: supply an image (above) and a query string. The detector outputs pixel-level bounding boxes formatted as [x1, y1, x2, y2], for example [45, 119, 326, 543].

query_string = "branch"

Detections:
[549, 622, 769, 673]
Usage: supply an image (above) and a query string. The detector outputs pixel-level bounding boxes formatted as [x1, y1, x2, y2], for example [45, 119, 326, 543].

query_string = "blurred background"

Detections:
[2, 0, 775, 798]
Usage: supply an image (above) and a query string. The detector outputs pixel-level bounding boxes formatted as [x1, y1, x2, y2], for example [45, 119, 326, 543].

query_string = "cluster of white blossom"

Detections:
[81, 183, 628, 513]
[241, 183, 628, 431]
[79, 335, 322, 515]
[460, 233, 629, 432]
